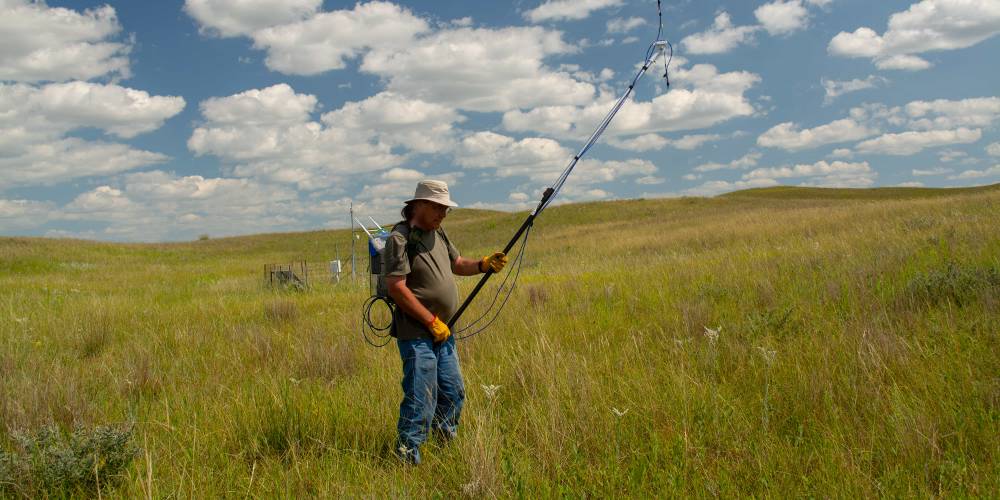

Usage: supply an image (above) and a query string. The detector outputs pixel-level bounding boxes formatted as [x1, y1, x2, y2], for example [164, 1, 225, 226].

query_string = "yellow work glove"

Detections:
[426, 315, 451, 342]
[479, 252, 508, 273]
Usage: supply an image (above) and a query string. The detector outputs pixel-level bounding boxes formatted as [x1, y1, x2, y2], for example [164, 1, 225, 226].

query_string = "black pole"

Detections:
[448, 187, 553, 328]
[446, 2, 667, 331]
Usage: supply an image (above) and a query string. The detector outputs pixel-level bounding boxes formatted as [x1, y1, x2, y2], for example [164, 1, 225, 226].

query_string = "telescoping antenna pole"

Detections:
[448, 6, 672, 329]
[350, 202, 356, 281]
[448, 187, 554, 328]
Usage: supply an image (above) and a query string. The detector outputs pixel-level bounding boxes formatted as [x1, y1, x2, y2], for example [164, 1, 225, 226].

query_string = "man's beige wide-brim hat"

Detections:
[405, 180, 458, 208]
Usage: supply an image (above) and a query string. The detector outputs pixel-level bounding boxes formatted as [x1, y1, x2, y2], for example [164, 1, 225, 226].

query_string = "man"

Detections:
[383, 180, 508, 465]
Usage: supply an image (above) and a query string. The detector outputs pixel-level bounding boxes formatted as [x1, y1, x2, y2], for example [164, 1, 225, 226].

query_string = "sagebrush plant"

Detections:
[0, 185, 998, 496]
[0, 449, 15, 492]
[904, 260, 1000, 308]
[0, 424, 138, 497]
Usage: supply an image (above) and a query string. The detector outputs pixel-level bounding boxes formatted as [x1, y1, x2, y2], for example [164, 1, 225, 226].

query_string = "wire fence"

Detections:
[262, 256, 376, 291]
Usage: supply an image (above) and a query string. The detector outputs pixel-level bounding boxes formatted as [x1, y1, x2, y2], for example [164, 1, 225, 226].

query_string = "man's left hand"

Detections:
[480, 252, 508, 273]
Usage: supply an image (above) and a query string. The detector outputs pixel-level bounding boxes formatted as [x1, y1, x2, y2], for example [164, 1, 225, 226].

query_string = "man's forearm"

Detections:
[388, 282, 435, 325]
[452, 256, 483, 276]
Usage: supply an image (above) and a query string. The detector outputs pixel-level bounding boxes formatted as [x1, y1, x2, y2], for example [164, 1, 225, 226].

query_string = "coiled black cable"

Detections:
[361, 295, 394, 347]
[360, 224, 531, 345]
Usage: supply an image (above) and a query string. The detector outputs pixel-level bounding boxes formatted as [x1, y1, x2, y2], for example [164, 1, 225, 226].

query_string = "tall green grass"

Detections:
[1, 185, 998, 496]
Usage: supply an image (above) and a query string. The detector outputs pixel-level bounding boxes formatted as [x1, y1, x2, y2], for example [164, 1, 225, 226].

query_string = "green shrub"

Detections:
[1, 423, 138, 497]
[905, 261, 1000, 308]
[0, 450, 16, 493]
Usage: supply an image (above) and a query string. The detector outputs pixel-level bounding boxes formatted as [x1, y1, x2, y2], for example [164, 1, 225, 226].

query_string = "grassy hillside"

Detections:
[1, 185, 998, 496]
[720, 182, 1000, 200]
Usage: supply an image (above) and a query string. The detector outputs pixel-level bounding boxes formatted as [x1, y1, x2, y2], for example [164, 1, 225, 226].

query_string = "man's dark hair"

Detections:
[401, 202, 415, 222]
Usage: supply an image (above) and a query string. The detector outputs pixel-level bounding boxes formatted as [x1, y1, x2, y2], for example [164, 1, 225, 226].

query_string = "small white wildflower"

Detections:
[704, 325, 721, 343]
[756, 346, 777, 365]
[611, 407, 629, 418]
[481, 384, 501, 399]
[462, 481, 480, 494]
[289, 377, 301, 384]
[13, 317, 26, 324]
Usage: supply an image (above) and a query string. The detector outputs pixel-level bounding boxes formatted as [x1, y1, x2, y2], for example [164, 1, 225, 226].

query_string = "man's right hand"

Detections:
[426, 315, 451, 343]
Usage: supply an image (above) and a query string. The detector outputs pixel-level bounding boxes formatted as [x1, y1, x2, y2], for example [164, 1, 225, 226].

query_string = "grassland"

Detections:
[1, 184, 998, 497]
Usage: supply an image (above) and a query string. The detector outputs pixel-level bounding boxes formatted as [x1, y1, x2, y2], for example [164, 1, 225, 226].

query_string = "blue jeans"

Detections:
[396, 336, 465, 460]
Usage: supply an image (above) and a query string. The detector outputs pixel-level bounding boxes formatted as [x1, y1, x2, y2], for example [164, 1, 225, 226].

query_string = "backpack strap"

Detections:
[391, 220, 421, 269]
[436, 227, 453, 257]
[393, 220, 454, 269]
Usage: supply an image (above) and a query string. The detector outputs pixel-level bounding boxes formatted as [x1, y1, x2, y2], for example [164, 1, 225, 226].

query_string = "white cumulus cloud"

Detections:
[912, 167, 954, 176]
[524, 0, 623, 23]
[503, 62, 758, 139]
[0, 198, 55, 231]
[454, 131, 569, 179]
[856, 128, 982, 155]
[188, 92, 387, 188]
[947, 164, 1000, 180]
[828, 0, 1000, 71]
[199, 83, 316, 126]
[188, 84, 462, 190]
[694, 152, 763, 172]
[0, 0, 130, 82]
[184, 1, 429, 76]
[607, 133, 724, 152]
[683, 178, 779, 197]
[681, 12, 760, 54]
[821, 75, 887, 104]
[757, 118, 878, 151]
[0, 2, 184, 191]
[755, 0, 810, 36]
[362, 26, 591, 113]
[321, 91, 464, 154]
[452, 131, 657, 191]
[1, 82, 183, 187]
[874, 54, 932, 71]
[606, 133, 670, 152]
[26, 82, 185, 138]
[607, 16, 647, 34]
[1, 138, 168, 188]
[904, 97, 1000, 130]
[744, 160, 878, 187]
[60, 170, 308, 241]
[183, 0, 322, 37]
[672, 134, 726, 150]
[251, 2, 429, 75]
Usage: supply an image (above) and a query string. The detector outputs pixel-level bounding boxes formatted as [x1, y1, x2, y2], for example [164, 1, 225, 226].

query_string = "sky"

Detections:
[1, 0, 999, 242]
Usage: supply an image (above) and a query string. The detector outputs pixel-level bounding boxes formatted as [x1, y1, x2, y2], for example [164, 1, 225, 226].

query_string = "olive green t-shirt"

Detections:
[383, 222, 461, 340]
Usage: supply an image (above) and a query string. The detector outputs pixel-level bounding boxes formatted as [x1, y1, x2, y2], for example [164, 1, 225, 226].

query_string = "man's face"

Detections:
[413, 200, 450, 230]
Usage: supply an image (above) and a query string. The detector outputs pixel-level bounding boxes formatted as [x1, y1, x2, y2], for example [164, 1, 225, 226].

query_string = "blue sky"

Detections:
[2, 0, 999, 241]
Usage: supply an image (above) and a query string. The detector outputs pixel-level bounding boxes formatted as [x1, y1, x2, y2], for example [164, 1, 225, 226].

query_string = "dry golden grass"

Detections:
[1, 184, 998, 496]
